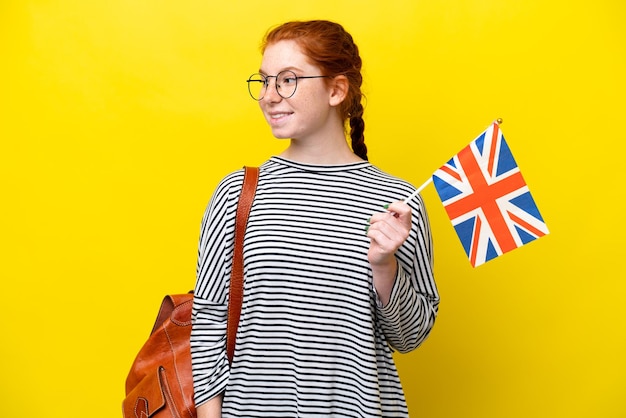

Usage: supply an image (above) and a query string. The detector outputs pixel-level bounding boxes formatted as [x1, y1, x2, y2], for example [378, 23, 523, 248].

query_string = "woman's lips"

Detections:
[268, 111, 292, 125]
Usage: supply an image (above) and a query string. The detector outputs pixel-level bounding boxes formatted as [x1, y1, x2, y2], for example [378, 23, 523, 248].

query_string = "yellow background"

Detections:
[1, 1, 624, 417]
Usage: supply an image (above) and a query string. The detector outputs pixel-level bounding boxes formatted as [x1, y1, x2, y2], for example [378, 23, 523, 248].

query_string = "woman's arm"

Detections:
[367, 200, 439, 352]
[196, 394, 223, 418]
[191, 171, 245, 409]
[367, 201, 412, 306]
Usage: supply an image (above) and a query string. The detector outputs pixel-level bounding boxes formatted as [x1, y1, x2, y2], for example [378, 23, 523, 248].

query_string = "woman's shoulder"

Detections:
[212, 162, 272, 198]
[362, 164, 416, 190]
[217, 167, 246, 185]
[362, 164, 427, 208]
[207, 167, 249, 204]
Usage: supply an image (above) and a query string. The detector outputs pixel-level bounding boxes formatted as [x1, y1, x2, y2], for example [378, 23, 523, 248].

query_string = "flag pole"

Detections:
[404, 177, 433, 204]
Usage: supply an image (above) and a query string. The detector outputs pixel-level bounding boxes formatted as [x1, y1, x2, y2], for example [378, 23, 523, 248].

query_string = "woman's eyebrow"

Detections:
[259, 66, 303, 75]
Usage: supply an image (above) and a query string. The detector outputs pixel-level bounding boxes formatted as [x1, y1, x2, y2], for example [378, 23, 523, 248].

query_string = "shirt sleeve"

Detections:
[190, 171, 244, 406]
[375, 194, 440, 353]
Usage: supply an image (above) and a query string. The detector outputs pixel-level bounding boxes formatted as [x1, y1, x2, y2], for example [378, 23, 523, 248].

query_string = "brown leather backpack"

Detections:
[122, 166, 259, 418]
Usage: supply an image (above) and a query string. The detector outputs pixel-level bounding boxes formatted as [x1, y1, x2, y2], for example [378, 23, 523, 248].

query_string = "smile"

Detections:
[268, 112, 293, 124]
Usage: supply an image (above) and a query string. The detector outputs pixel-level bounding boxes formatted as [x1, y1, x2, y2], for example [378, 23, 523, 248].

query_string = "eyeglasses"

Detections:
[246, 70, 328, 101]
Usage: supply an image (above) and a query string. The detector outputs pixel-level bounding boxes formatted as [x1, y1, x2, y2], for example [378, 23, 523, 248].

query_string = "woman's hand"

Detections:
[367, 201, 412, 265]
[366, 201, 412, 306]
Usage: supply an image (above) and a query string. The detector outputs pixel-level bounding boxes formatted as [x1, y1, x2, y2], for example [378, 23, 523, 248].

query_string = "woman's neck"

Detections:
[279, 138, 363, 165]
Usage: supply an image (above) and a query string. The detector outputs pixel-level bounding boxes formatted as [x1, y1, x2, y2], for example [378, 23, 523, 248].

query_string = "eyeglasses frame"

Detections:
[246, 70, 329, 101]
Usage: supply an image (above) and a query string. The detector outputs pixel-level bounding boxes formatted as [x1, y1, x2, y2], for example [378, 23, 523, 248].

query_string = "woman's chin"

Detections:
[270, 130, 292, 140]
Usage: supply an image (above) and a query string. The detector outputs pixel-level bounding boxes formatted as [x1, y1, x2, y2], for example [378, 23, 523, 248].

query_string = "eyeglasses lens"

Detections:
[247, 74, 266, 101]
[276, 71, 297, 99]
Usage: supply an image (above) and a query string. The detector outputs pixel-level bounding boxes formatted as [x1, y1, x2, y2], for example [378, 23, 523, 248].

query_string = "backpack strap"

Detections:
[226, 166, 259, 363]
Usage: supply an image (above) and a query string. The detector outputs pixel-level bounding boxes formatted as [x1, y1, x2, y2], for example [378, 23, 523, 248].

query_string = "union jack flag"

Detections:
[432, 122, 549, 267]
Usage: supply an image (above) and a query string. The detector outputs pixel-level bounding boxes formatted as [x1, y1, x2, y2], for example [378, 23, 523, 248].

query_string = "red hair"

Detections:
[262, 20, 367, 160]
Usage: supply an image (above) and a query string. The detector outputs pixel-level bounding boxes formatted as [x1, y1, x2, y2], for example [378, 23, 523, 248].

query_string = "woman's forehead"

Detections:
[260, 40, 315, 74]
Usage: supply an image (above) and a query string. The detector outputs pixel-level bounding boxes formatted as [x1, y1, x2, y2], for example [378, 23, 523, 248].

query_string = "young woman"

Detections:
[191, 20, 440, 418]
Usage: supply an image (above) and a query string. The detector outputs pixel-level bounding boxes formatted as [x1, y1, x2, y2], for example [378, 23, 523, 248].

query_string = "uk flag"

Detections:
[432, 122, 549, 267]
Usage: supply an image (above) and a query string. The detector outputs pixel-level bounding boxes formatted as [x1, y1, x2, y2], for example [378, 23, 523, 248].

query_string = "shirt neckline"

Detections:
[268, 156, 371, 172]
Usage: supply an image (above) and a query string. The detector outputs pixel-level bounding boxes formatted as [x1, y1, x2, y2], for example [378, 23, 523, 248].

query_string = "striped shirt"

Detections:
[191, 157, 439, 417]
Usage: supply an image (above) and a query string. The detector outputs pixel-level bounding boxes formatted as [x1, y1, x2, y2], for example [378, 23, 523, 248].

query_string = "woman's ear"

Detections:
[328, 75, 349, 107]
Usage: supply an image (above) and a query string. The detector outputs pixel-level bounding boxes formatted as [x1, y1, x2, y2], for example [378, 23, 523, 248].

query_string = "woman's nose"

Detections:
[262, 78, 282, 102]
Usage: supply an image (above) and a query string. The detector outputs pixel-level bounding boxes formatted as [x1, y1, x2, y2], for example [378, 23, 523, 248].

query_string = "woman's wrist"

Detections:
[371, 257, 397, 307]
